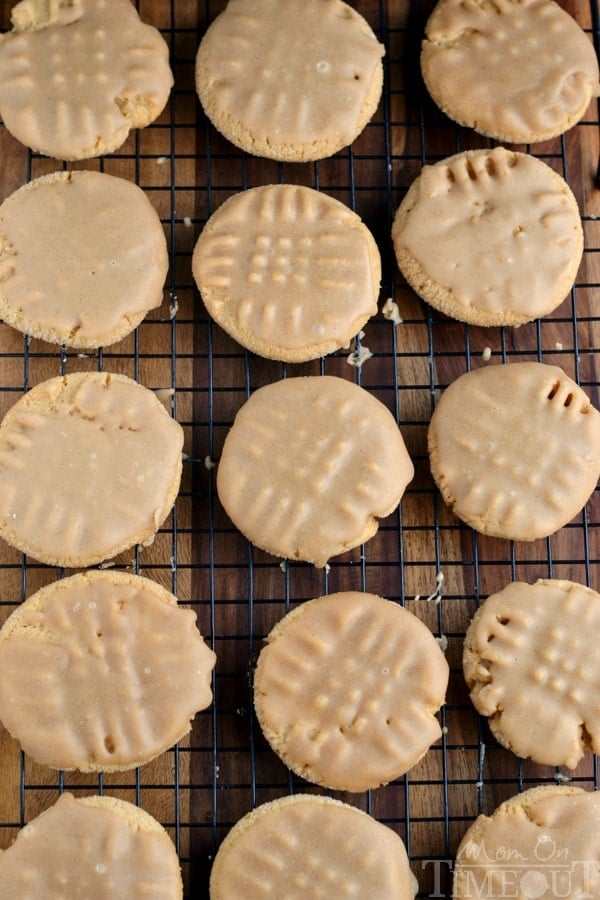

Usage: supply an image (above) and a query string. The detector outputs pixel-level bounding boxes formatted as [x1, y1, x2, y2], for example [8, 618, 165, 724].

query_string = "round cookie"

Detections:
[196, 0, 384, 162]
[454, 786, 600, 899]
[0, 171, 168, 348]
[254, 591, 449, 792]
[0, 792, 183, 898]
[216, 375, 414, 567]
[192, 184, 381, 362]
[421, 0, 600, 144]
[0, 371, 184, 567]
[210, 794, 417, 899]
[0, 571, 216, 772]
[428, 362, 600, 541]
[392, 148, 583, 327]
[0, 0, 173, 160]
[464, 579, 600, 769]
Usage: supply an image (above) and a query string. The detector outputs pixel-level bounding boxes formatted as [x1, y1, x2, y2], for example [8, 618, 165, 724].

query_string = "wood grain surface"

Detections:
[0, 1, 598, 897]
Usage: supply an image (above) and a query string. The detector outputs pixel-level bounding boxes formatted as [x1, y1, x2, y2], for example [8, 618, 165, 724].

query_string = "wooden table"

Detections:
[0, 1, 598, 896]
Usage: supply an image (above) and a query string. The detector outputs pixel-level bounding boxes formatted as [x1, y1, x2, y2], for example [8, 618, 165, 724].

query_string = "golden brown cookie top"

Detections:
[421, 0, 599, 144]
[0, 571, 216, 772]
[217, 376, 414, 567]
[0, 0, 173, 160]
[464, 579, 600, 768]
[392, 148, 583, 327]
[454, 786, 600, 899]
[0, 372, 183, 567]
[196, 0, 384, 161]
[193, 184, 380, 362]
[210, 794, 417, 899]
[428, 362, 600, 541]
[254, 591, 449, 791]
[0, 171, 168, 348]
[0, 792, 183, 899]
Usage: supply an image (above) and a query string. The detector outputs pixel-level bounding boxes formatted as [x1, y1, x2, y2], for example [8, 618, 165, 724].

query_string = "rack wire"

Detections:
[0, 0, 598, 896]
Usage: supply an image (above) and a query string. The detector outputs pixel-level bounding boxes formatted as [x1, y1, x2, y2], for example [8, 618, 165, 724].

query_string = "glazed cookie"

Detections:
[0, 0, 173, 160]
[421, 0, 600, 144]
[254, 591, 449, 792]
[454, 786, 600, 899]
[0, 792, 183, 898]
[428, 362, 600, 541]
[196, 0, 384, 161]
[210, 794, 417, 899]
[217, 376, 414, 567]
[392, 148, 583, 326]
[0, 171, 168, 348]
[192, 184, 381, 362]
[464, 579, 600, 768]
[0, 372, 184, 567]
[0, 571, 216, 772]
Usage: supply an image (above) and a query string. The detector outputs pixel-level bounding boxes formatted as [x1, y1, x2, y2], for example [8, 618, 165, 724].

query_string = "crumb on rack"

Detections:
[437, 634, 448, 652]
[157, 156, 167, 164]
[555, 771, 571, 783]
[555, 341, 563, 351]
[347, 345, 373, 367]
[347, 332, 373, 368]
[479, 743, 486, 769]
[183, 216, 192, 228]
[154, 387, 174, 411]
[425, 571, 444, 604]
[381, 297, 403, 325]
[204, 455, 216, 470]
[482, 346, 492, 362]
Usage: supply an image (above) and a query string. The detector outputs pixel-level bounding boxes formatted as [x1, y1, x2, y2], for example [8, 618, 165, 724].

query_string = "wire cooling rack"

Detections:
[0, 0, 599, 897]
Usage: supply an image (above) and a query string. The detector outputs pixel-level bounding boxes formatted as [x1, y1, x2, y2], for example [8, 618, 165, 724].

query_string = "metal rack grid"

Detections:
[0, 0, 599, 897]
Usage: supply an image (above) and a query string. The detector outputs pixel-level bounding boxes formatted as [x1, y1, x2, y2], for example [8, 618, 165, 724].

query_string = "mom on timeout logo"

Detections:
[422, 834, 600, 898]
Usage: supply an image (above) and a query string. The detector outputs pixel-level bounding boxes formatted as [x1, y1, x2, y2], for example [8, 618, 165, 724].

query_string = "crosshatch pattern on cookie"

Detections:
[0, 171, 168, 348]
[0, 372, 183, 566]
[254, 592, 449, 792]
[392, 148, 583, 326]
[453, 787, 600, 900]
[464, 579, 600, 768]
[0, 793, 184, 897]
[0, 571, 216, 773]
[0, 0, 173, 159]
[209, 795, 416, 899]
[196, 0, 384, 160]
[217, 376, 414, 567]
[193, 185, 380, 361]
[421, 0, 600, 143]
[428, 363, 600, 541]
